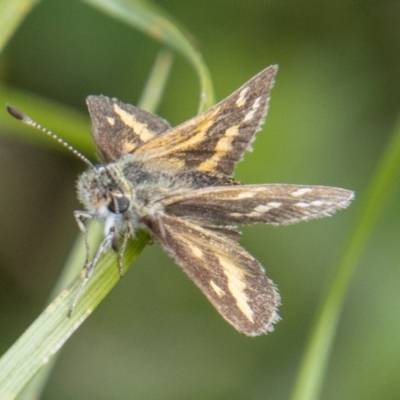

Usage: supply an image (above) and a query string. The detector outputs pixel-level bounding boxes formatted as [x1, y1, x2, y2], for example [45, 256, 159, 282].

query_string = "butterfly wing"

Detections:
[144, 214, 280, 336]
[135, 65, 277, 175]
[86, 95, 171, 162]
[159, 184, 354, 226]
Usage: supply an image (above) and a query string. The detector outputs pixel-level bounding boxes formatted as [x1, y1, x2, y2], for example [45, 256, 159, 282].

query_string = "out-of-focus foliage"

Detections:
[0, 1, 399, 399]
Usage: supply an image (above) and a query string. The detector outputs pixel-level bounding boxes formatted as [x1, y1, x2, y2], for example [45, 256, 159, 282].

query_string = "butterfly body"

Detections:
[77, 153, 234, 235]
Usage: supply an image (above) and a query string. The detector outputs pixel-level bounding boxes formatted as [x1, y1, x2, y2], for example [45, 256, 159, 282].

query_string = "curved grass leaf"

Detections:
[0, 227, 149, 399]
[291, 115, 400, 400]
[81, 0, 214, 112]
[138, 48, 174, 112]
[0, 0, 41, 54]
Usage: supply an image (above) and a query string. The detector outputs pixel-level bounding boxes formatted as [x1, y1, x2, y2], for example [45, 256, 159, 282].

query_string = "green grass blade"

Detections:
[139, 49, 174, 113]
[0, 229, 149, 399]
[291, 115, 400, 400]
[0, 0, 41, 54]
[17, 221, 103, 400]
[81, 0, 214, 112]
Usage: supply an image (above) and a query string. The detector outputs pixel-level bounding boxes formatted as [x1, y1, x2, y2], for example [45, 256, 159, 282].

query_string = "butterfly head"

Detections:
[77, 163, 133, 219]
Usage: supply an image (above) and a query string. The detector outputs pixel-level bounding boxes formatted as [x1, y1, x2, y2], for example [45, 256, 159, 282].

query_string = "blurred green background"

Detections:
[1, 0, 400, 399]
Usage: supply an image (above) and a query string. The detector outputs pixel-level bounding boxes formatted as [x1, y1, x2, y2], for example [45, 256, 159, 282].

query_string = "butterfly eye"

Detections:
[108, 194, 130, 214]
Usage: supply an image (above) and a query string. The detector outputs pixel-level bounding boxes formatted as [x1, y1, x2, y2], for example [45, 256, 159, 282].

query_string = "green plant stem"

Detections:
[291, 115, 400, 400]
[0, 0, 41, 53]
[139, 49, 174, 112]
[82, 0, 214, 112]
[0, 230, 149, 399]
[17, 221, 103, 400]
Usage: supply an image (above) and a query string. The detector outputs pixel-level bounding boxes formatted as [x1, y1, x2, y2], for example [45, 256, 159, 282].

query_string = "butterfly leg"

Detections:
[74, 210, 93, 268]
[116, 224, 132, 278]
[68, 215, 115, 317]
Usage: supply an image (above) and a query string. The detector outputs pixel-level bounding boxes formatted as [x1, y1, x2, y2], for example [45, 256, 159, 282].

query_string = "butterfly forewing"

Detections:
[87, 95, 171, 162]
[160, 184, 354, 226]
[144, 214, 280, 336]
[135, 65, 278, 175]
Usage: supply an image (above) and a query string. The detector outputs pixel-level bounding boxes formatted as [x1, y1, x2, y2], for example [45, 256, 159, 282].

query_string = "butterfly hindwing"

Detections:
[144, 214, 280, 336]
[135, 65, 278, 175]
[87, 95, 171, 162]
[160, 184, 354, 226]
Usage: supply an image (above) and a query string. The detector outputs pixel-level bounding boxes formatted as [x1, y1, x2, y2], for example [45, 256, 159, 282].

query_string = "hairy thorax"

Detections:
[76, 154, 236, 232]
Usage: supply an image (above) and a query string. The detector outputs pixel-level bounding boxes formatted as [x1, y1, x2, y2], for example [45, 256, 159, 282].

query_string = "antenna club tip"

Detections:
[5, 104, 94, 167]
[6, 104, 25, 121]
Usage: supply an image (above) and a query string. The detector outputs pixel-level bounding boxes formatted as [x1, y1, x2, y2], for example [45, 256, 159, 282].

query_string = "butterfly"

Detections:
[7, 65, 354, 336]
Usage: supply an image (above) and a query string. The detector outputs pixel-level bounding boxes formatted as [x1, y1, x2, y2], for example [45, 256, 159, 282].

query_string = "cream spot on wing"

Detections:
[291, 188, 312, 197]
[106, 117, 115, 126]
[188, 243, 203, 259]
[198, 124, 240, 171]
[114, 103, 155, 142]
[295, 202, 311, 208]
[210, 280, 225, 297]
[311, 200, 325, 206]
[122, 142, 136, 153]
[230, 212, 242, 218]
[254, 205, 273, 213]
[246, 203, 277, 217]
[267, 202, 282, 208]
[246, 211, 261, 218]
[162, 108, 218, 169]
[253, 96, 262, 109]
[243, 97, 263, 122]
[236, 87, 249, 107]
[218, 256, 254, 323]
[237, 191, 256, 199]
[215, 125, 240, 152]
[243, 109, 256, 122]
[168, 158, 185, 169]
[139, 129, 154, 142]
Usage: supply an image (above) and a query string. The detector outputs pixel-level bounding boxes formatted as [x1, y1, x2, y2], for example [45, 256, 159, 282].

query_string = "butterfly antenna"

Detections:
[6, 104, 94, 168]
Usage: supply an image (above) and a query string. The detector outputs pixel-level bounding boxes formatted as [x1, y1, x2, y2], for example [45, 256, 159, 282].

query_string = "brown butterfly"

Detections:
[7, 65, 354, 335]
